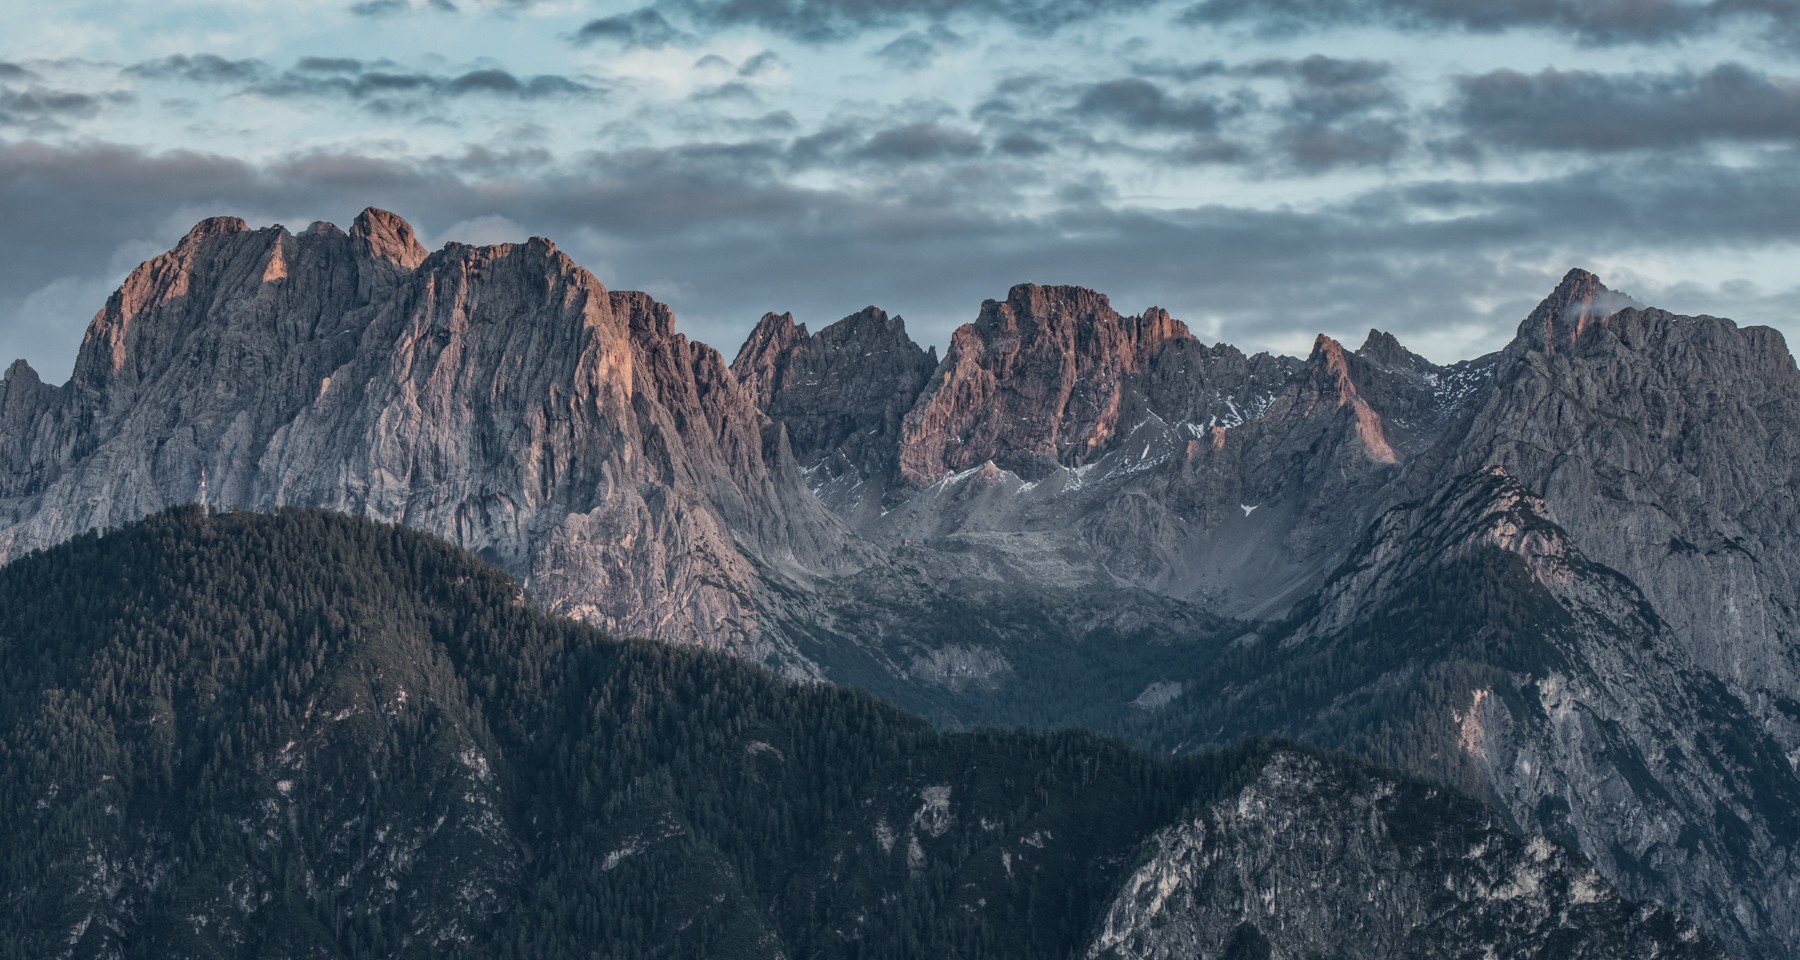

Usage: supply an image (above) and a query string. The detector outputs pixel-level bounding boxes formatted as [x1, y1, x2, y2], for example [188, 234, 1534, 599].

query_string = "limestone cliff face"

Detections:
[805, 283, 1434, 618]
[1270, 469, 1800, 958]
[0, 210, 856, 659]
[731, 307, 937, 518]
[1436, 271, 1800, 751]
[896, 284, 1290, 484]
[1089, 752, 1720, 960]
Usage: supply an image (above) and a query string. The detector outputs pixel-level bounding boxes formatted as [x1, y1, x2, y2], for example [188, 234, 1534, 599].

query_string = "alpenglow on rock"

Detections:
[0, 209, 860, 662]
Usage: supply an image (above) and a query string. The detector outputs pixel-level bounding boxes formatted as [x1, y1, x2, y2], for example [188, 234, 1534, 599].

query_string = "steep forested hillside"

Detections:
[0, 509, 1719, 959]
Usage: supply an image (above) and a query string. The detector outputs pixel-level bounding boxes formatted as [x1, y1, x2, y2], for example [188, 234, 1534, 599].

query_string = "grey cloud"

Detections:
[0, 86, 131, 129]
[1249, 54, 1397, 121]
[1273, 118, 1406, 170]
[738, 50, 785, 77]
[691, 81, 762, 103]
[293, 57, 367, 73]
[350, 0, 411, 16]
[995, 131, 1053, 156]
[1249, 53, 1390, 87]
[573, 8, 691, 48]
[666, 0, 1161, 42]
[970, 73, 1253, 167]
[125, 54, 267, 84]
[351, 0, 459, 15]
[446, 68, 589, 97]
[874, 34, 938, 70]
[267, 67, 601, 103]
[1249, 56, 1408, 171]
[1074, 78, 1228, 131]
[117, 53, 600, 103]
[1166, 136, 1250, 164]
[752, 110, 801, 131]
[856, 121, 984, 162]
[873, 25, 968, 70]
[0, 63, 39, 81]
[1453, 63, 1800, 153]
[787, 122, 865, 167]
[782, 114, 986, 168]
[1179, 0, 1798, 47]
[973, 58, 1411, 172]
[448, 144, 556, 175]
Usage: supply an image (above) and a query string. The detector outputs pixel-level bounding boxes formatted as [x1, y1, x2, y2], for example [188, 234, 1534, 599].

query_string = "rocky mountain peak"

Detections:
[731, 311, 804, 398]
[1262, 334, 1400, 465]
[731, 305, 937, 513]
[180, 215, 250, 246]
[986, 283, 1118, 331]
[976, 284, 1194, 349]
[0, 359, 48, 435]
[806, 306, 930, 363]
[1515, 267, 1645, 353]
[3, 358, 37, 388]
[350, 206, 427, 270]
[0, 210, 862, 660]
[831, 304, 898, 334]
[1355, 328, 1432, 372]
[1310, 333, 1355, 380]
[895, 284, 1213, 484]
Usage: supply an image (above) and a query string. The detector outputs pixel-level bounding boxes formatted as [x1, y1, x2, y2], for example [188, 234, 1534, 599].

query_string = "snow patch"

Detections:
[1131, 681, 1185, 711]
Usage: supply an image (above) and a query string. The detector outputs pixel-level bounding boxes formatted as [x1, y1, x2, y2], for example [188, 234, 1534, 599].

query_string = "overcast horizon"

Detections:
[5, 0, 1800, 379]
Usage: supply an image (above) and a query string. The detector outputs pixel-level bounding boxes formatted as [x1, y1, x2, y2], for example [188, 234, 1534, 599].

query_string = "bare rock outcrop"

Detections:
[731, 306, 937, 518]
[896, 284, 1275, 484]
[1090, 751, 1721, 960]
[1433, 271, 1800, 750]
[0, 210, 858, 661]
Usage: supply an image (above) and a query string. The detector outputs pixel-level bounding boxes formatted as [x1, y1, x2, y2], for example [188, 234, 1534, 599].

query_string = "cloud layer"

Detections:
[0, 0, 1797, 379]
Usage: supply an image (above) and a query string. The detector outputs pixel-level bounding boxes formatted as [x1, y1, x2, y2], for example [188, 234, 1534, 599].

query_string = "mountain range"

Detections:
[1, 209, 1796, 957]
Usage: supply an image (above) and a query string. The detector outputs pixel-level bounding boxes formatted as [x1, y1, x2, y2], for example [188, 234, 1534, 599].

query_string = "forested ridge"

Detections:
[0, 507, 1275, 959]
[0, 507, 1727, 959]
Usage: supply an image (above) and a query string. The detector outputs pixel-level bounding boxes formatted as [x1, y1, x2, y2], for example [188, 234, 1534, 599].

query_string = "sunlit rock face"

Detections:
[0, 209, 860, 663]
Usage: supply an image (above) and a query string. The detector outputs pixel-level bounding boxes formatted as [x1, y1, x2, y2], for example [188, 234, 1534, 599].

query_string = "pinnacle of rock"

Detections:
[180, 216, 250, 245]
[1514, 267, 1643, 352]
[351, 206, 428, 270]
[733, 304, 936, 500]
[1355, 329, 1419, 370]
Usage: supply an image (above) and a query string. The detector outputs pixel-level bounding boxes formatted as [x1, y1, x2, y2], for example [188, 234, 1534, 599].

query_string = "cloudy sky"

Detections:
[5, 0, 1800, 378]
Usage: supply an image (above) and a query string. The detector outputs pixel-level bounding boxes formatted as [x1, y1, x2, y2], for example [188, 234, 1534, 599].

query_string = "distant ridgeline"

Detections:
[0, 509, 1716, 959]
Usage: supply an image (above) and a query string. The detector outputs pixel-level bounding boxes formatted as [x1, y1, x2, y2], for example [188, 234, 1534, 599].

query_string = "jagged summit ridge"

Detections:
[350, 205, 428, 269]
[1514, 267, 1647, 353]
[895, 283, 1242, 484]
[731, 304, 937, 518]
[0, 209, 858, 661]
